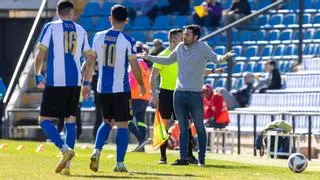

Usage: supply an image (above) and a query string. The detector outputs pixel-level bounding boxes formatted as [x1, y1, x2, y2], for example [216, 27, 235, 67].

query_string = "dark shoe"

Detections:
[188, 156, 198, 164]
[198, 159, 205, 167]
[171, 159, 189, 166]
[131, 145, 145, 152]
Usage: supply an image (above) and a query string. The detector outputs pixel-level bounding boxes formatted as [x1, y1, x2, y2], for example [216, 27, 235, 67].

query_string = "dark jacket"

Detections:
[268, 68, 282, 90]
[234, 82, 253, 107]
[230, 0, 251, 15]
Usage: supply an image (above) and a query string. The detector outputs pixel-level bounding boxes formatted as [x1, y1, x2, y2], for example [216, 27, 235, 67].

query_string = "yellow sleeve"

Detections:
[153, 63, 163, 70]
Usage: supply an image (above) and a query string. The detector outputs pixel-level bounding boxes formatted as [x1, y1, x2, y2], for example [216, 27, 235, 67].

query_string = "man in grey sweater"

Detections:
[139, 25, 235, 166]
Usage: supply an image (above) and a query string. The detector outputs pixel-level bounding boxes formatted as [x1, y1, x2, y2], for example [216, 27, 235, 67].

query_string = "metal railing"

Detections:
[1, 0, 48, 120]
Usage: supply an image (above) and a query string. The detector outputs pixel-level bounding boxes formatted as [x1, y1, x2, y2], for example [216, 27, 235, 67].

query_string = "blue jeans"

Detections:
[173, 91, 207, 161]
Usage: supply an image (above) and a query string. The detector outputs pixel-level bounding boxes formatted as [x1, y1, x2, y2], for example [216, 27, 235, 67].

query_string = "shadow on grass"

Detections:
[131, 171, 198, 177]
[204, 164, 249, 170]
[70, 174, 158, 179]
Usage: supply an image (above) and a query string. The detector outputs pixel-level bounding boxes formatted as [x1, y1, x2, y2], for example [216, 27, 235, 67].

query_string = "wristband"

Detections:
[35, 74, 44, 85]
[83, 80, 91, 86]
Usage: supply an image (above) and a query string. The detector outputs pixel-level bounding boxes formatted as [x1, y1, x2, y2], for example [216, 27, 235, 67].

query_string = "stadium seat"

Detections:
[280, 29, 293, 43]
[82, 2, 100, 16]
[152, 16, 171, 30]
[267, 14, 283, 27]
[206, 63, 217, 69]
[152, 32, 168, 42]
[266, 30, 280, 43]
[303, 14, 313, 27]
[251, 15, 268, 28]
[233, 78, 243, 90]
[96, 17, 111, 31]
[131, 16, 151, 30]
[77, 17, 95, 31]
[221, 0, 232, 9]
[303, 44, 314, 55]
[253, 61, 265, 73]
[131, 32, 147, 42]
[244, 45, 259, 61]
[283, 44, 296, 59]
[156, 0, 169, 8]
[99, 2, 117, 16]
[272, 45, 285, 59]
[232, 30, 239, 43]
[214, 46, 226, 55]
[208, 35, 223, 45]
[256, 30, 267, 44]
[172, 16, 189, 28]
[255, 0, 270, 10]
[304, 29, 314, 43]
[215, 78, 227, 88]
[232, 62, 245, 74]
[244, 61, 256, 72]
[239, 31, 253, 42]
[283, 14, 296, 27]
[313, 13, 320, 27]
[261, 45, 273, 60]
[233, 46, 244, 60]
[277, 61, 285, 73]
[314, 29, 320, 42]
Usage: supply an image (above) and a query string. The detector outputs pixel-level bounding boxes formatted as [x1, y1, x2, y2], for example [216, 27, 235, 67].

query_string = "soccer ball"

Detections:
[288, 153, 308, 173]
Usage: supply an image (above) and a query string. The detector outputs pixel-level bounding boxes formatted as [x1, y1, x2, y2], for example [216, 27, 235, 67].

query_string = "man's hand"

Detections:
[214, 68, 224, 74]
[82, 81, 91, 100]
[136, 52, 148, 60]
[221, 50, 236, 62]
[152, 94, 159, 109]
[35, 74, 45, 89]
[139, 84, 146, 97]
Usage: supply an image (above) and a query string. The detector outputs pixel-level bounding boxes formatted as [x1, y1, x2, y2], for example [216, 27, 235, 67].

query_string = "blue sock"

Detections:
[94, 123, 111, 150]
[65, 122, 76, 149]
[40, 120, 65, 149]
[137, 121, 147, 142]
[128, 121, 142, 143]
[116, 128, 129, 163]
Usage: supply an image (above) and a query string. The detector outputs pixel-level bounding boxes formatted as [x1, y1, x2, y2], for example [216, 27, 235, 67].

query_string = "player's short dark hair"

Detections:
[169, 28, 183, 41]
[111, 5, 128, 22]
[57, 0, 74, 16]
[266, 60, 276, 67]
[185, 25, 201, 40]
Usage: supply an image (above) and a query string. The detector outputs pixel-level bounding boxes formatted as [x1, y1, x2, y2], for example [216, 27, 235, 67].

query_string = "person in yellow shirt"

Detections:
[150, 28, 197, 164]
[129, 46, 151, 152]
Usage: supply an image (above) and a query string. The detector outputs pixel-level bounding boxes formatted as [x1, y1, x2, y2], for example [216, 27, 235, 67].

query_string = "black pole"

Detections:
[298, 0, 304, 64]
[237, 114, 241, 155]
[226, 29, 233, 91]
[271, 114, 274, 122]
[292, 115, 296, 134]
[253, 114, 257, 156]
[308, 115, 312, 161]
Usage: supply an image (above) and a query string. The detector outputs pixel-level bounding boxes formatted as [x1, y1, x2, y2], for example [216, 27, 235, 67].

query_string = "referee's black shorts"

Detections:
[99, 92, 131, 122]
[40, 86, 81, 118]
[158, 88, 176, 120]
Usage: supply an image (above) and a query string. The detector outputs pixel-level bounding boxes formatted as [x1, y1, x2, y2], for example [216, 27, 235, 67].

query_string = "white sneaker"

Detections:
[113, 162, 128, 172]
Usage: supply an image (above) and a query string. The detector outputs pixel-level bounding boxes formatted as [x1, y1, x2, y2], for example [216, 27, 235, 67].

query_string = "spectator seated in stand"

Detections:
[223, 0, 251, 25]
[202, 84, 230, 128]
[149, 38, 165, 56]
[192, 0, 223, 27]
[217, 72, 254, 109]
[254, 60, 282, 93]
[127, 0, 158, 21]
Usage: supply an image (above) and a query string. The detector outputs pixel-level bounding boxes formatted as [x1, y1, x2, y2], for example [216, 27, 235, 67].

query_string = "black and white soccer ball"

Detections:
[288, 153, 308, 173]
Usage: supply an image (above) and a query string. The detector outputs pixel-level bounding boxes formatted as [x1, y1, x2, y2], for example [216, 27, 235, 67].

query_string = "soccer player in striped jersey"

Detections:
[34, 0, 95, 174]
[86, 5, 146, 173]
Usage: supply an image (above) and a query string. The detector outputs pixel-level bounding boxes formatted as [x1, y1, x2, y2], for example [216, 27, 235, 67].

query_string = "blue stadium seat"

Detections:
[214, 46, 226, 55]
[245, 45, 259, 61]
[78, 17, 95, 31]
[303, 14, 313, 27]
[255, 0, 270, 10]
[232, 62, 244, 74]
[215, 78, 226, 88]
[280, 29, 293, 43]
[253, 61, 265, 73]
[251, 15, 268, 28]
[208, 35, 223, 45]
[172, 16, 189, 28]
[272, 45, 285, 59]
[244, 61, 256, 72]
[303, 44, 313, 55]
[268, 14, 283, 27]
[283, 44, 296, 59]
[152, 32, 168, 42]
[131, 16, 151, 30]
[314, 29, 320, 42]
[156, 0, 169, 8]
[266, 30, 280, 42]
[96, 17, 111, 31]
[233, 78, 243, 90]
[99, 2, 117, 16]
[277, 60, 285, 73]
[283, 14, 296, 27]
[221, 0, 232, 9]
[131, 32, 147, 42]
[232, 30, 239, 43]
[261, 45, 273, 60]
[304, 29, 314, 43]
[152, 16, 171, 30]
[192, 0, 203, 6]
[313, 13, 320, 27]
[206, 63, 217, 69]
[82, 2, 100, 16]
[204, 78, 215, 87]
[232, 45, 243, 57]
[256, 30, 267, 44]
[239, 31, 253, 42]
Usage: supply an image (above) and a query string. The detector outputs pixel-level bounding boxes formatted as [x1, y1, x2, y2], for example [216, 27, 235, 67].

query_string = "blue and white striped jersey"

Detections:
[92, 29, 136, 94]
[38, 19, 92, 87]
